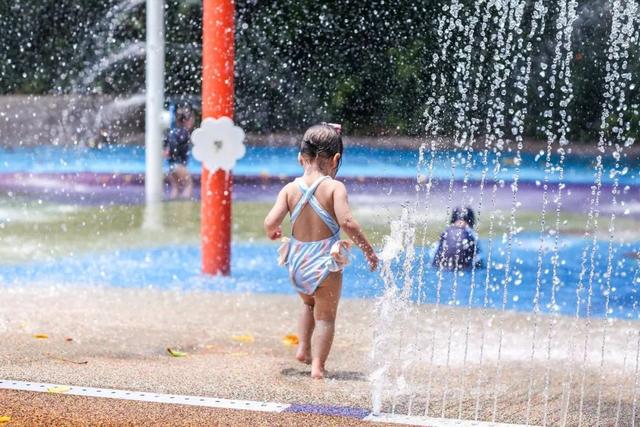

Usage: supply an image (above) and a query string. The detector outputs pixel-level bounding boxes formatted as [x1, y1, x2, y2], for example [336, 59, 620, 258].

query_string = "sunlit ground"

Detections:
[0, 286, 634, 426]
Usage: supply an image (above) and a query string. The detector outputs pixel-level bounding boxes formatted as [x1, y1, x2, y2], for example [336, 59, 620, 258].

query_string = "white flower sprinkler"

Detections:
[191, 116, 246, 173]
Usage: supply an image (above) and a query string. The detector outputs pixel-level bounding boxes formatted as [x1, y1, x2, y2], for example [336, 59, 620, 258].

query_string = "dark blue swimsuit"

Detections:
[432, 225, 482, 270]
[164, 127, 191, 166]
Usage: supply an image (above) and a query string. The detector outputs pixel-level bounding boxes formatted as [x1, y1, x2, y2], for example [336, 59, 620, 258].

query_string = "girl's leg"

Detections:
[176, 165, 193, 199]
[296, 292, 315, 364]
[182, 174, 193, 199]
[167, 170, 179, 199]
[311, 272, 342, 379]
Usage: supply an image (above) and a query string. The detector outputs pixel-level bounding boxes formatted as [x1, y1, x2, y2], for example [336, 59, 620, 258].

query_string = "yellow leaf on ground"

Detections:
[44, 353, 88, 365]
[0, 416, 11, 424]
[230, 352, 248, 357]
[231, 335, 254, 343]
[33, 333, 48, 339]
[204, 344, 226, 354]
[47, 385, 70, 394]
[282, 334, 299, 346]
[166, 348, 188, 357]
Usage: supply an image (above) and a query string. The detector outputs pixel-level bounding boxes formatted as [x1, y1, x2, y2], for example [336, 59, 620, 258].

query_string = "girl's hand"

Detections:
[267, 226, 282, 240]
[264, 185, 291, 241]
[366, 251, 379, 272]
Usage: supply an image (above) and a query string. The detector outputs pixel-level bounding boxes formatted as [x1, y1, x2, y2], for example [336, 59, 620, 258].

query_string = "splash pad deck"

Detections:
[0, 286, 632, 426]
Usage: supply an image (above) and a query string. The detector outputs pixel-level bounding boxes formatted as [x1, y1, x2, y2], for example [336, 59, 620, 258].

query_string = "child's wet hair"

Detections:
[175, 106, 193, 125]
[451, 206, 476, 228]
[300, 123, 344, 172]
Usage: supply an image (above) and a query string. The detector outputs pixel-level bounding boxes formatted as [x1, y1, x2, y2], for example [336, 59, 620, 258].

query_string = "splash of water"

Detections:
[79, 42, 145, 89]
[524, 0, 579, 424]
[370, 208, 416, 415]
[371, 0, 639, 424]
[594, 1, 638, 423]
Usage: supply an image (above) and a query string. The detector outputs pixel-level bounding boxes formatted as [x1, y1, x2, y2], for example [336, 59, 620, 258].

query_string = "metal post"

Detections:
[201, 0, 234, 275]
[145, 0, 165, 206]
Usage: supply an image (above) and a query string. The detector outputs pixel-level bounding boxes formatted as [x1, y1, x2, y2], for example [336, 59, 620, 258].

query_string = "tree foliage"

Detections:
[0, 0, 638, 142]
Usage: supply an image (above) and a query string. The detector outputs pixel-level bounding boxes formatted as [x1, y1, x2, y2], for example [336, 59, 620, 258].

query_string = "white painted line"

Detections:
[364, 412, 539, 427]
[0, 379, 538, 426]
[0, 379, 289, 413]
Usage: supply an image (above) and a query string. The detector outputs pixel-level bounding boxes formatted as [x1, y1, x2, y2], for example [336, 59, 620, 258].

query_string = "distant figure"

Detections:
[432, 206, 483, 271]
[164, 107, 194, 199]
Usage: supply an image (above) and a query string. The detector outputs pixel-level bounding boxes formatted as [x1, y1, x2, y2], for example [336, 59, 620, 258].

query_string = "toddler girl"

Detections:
[264, 123, 378, 379]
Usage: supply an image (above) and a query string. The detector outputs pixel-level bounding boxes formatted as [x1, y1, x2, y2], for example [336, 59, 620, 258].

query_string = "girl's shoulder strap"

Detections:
[290, 175, 332, 227]
[294, 175, 330, 192]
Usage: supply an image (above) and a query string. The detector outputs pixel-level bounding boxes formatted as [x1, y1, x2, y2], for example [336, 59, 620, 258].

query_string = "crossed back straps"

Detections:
[290, 176, 340, 234]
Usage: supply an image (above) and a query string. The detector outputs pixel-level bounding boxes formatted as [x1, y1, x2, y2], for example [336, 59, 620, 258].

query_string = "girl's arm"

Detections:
[264, 185, 290, 240]
[333, 182, 378, 271]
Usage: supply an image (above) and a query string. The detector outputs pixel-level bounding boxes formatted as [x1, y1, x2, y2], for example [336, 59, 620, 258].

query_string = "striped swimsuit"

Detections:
[280, 176, 349, 295]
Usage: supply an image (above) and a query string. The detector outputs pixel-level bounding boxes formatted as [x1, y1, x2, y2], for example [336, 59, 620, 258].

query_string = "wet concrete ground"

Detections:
[0, 285, 638, 425]
[0, 389, 388, 426]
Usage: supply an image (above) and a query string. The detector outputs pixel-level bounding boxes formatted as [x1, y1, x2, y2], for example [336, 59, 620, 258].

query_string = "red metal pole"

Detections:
[201, 0, 234, 275]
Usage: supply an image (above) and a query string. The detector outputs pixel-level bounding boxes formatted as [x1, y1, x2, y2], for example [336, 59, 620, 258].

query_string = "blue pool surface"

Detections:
[1, 145, 637, 185]
[1, 234, 638, 320]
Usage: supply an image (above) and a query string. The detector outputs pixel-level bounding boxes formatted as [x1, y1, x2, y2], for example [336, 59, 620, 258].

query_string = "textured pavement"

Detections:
[0, 285, 638, 425]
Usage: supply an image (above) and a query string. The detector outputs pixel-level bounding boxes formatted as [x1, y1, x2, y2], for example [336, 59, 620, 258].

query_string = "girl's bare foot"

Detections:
[295, 345, 311, 364]
[311, 359, 325, 379]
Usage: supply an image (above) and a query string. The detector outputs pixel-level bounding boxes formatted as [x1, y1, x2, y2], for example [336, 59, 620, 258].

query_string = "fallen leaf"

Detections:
[33, 333, 48, 339]
[231, 335, 254, 343]
[230, 352, 248, 357]
[47, 385, 70, 394]
[45, 353, 88, 365]
[0, 416, 10, 424]
[166, 348, 188, 357]
[204, 344, 226, 354]
[282, 334, 299, 346]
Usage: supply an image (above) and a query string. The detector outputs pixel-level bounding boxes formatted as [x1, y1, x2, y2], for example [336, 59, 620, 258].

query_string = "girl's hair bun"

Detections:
[299, 123, 344, 172]
[321, 122, 342, 135]
[302, 138, 318, 155]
